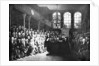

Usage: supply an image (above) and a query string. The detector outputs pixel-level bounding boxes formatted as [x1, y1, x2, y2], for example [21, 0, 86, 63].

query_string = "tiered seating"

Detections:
[9, 26, 47, 60]
[9, 25, 90, 61]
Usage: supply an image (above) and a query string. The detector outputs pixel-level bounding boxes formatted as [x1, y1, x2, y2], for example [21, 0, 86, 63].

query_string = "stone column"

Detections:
[28, 16, 31, 30]
[38, 20, 41, 30]
[23, 14, 26, 32]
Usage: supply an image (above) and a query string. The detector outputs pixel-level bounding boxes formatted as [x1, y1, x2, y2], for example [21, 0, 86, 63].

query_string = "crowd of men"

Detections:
[9, 26, 45, 60]
[72, 32, 90, 60]
[9, 26, 64, 60]
[9, 25, 90, 61]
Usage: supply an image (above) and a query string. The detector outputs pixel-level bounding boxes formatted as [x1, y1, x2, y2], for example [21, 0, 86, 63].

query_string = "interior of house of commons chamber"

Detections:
[9, 4, 90, 61]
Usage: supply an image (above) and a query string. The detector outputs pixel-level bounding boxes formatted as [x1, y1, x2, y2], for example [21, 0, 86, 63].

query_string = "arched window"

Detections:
[52, 12, 61, 28]
[64, 12, 71, 28]
[74, 12, 82, 28]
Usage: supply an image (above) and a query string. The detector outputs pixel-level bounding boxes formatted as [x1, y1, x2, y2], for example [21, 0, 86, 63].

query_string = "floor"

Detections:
[17, 51, 78, 61]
